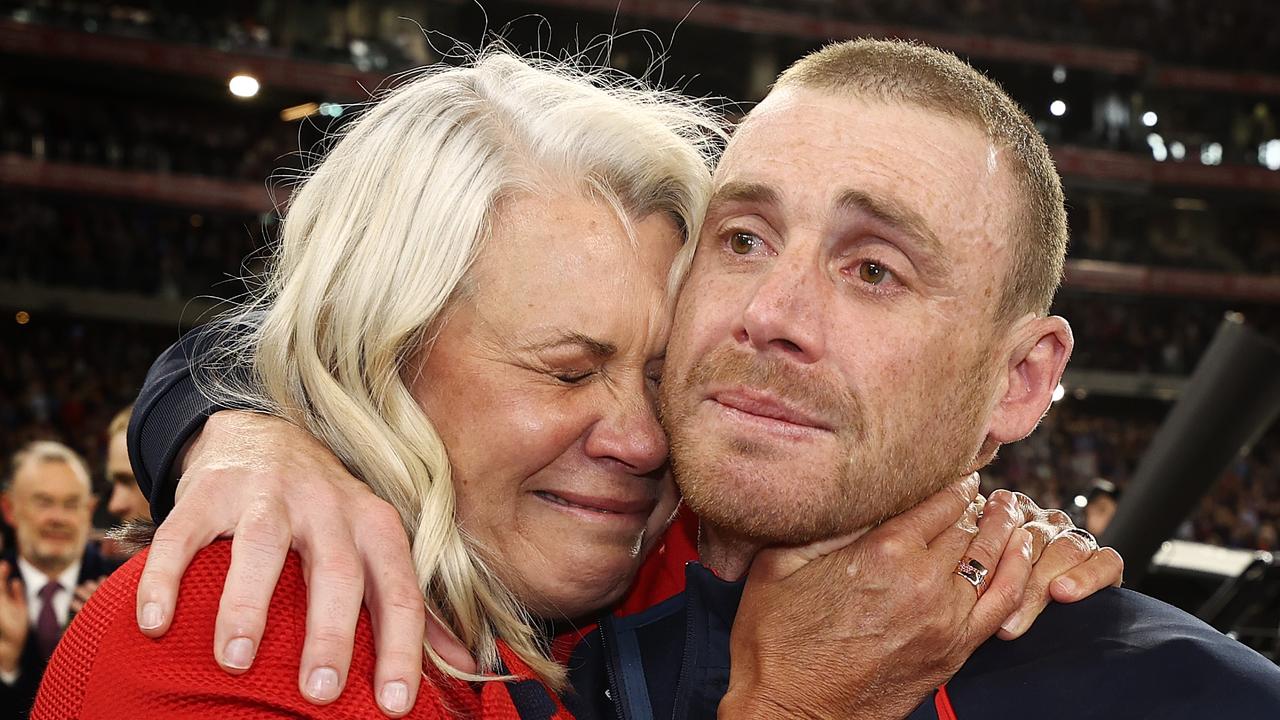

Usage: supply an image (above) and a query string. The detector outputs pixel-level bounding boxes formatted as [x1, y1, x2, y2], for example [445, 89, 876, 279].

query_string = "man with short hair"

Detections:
[105, 406, 150, 524]
[576, 39, 1280, 718]
[0, 441, 118, 719]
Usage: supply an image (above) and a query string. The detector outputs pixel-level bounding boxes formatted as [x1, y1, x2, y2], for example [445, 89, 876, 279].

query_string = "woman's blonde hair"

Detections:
[200, 49, 725, 686]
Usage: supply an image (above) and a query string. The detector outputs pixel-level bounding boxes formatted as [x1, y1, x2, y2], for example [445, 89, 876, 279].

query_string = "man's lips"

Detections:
[533, 490, 656, 516]
[708, 386, 833, 432]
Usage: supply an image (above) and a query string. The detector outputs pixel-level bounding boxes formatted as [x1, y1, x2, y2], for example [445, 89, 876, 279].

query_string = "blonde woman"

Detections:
[36, 50, 1116, 719]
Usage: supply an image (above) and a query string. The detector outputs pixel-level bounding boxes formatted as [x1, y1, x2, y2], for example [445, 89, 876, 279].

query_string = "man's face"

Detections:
[2, 459, 95, 572]
[106, 432, 149, 522]
[661, 88, 1021, 543]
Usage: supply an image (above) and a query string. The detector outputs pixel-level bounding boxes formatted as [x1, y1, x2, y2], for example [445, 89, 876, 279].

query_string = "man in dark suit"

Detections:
[0, 441, 118, 719]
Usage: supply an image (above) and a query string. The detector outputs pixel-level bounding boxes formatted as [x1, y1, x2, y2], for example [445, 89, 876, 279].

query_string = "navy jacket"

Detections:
[566, 562, 1280, 719]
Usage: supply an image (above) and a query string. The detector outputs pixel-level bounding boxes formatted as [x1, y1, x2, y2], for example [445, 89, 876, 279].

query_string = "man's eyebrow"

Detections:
[520, 332, 617, 359]
[837, 188, 950, 272]
[708, 181, 781, 209]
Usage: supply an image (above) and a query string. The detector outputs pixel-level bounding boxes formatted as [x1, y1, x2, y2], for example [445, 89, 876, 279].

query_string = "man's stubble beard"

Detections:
[660, 346, 997, 545]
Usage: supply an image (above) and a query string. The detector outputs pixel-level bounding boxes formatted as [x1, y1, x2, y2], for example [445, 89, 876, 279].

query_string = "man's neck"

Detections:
[697, 523, 766, 581]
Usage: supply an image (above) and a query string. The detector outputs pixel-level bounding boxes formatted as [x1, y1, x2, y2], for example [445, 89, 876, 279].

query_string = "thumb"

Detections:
[425, 608, 477, 674]
[751, 527, 872, 581]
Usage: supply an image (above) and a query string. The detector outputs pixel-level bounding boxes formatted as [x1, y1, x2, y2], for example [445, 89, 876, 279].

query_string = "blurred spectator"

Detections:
[104, 405, 147, 524]
[0, 441, 119, 719]
[1084, 478, 1120, 536]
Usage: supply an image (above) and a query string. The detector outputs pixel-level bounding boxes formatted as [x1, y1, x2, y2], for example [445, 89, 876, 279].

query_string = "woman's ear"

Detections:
[986, 315, 1073, 445]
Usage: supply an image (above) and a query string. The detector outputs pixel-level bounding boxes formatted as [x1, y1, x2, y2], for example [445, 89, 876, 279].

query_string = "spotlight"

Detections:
[1073, 495, 1088, 509]
[1052, 65, 1067, 84]
[229, 74, 260, 98]
[1050, 100, 1067, 117]
[1142, 111, 1158, 127]
[1261, 139, 1280, 171]
[1200, 142, 1223, 166]
[1052, 383, 1066, 402]
[1170, 141, 1186, 161]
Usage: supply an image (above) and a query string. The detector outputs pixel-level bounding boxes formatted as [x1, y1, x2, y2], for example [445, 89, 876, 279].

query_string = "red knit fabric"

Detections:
[32, 541, 572, 719]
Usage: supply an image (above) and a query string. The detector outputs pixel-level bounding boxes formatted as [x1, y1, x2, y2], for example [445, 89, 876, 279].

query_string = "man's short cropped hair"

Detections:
[774, 38, 1068, 325]
[5, 440, 93, 493]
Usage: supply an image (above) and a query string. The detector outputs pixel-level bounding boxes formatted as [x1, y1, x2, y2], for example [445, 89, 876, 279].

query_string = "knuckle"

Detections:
[314, 554, 365, 589]
[366, 502, 406, 534]
[875, 536, 912, 563]
[1042, 509, 1072, 528]
[1052, 532, 1094, 559]
[308, 626, 358, 652]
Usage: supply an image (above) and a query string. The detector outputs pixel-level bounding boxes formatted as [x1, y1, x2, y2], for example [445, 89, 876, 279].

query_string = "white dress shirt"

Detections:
[0, 556, 82, 686]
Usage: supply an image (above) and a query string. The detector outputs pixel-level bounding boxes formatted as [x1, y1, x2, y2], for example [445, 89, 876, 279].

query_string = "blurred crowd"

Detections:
[1067, 192, 1280, 274]
[2, 0, 431, 70]
[773, 0, 1280, 73]
[0, 315, 172, 507]
[0, 193, 269, 299]
[986, 399, 1280, 552]
[1054, 293, 1280, 376]
[0, 86, 298, 182]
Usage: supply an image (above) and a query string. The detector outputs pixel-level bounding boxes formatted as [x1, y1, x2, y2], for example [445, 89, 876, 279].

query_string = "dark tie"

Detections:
[35, 581, 63, 660]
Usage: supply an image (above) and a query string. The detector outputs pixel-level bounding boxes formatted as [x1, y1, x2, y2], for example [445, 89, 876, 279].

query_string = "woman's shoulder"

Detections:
[35, 540, 315, 718]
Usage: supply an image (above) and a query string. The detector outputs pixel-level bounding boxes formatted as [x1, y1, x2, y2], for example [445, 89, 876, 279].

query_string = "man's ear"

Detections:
[987, 315, 1073, 445]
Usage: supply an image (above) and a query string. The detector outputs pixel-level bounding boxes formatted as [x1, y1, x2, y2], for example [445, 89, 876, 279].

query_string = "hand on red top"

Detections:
[133, 410, 476, 718]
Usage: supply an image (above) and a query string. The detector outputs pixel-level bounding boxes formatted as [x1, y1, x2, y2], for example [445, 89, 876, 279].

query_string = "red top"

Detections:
[32, 541, 574, 719]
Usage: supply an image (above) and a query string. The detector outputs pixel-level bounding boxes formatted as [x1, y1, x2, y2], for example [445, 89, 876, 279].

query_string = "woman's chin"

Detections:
[516, 551, 642, 621]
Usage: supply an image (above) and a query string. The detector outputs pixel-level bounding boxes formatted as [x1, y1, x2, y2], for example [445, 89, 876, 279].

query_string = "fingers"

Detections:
[995, 530, 1104, 640]
[358, 504, 429, 717]
[964, 527, 1034, 643]
[297, 530, 364, 705]
[213, 499, 292, 674]
[1051, 547, 1124, 602]
[942, 491, 1020, 583]
[136, 499, 223, 638]
[874, 474, 980, 547]
[752, 527, 871, 581]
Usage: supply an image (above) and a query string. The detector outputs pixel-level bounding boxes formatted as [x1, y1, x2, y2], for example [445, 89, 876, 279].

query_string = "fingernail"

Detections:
[307, 666, 340, 702]
[1000, 611, 1026, 636]
[1055, 577, 1077, 595]
[140, 602, 163, 630]
[223, 637, 255, 670]
[379, 681, 410, 713]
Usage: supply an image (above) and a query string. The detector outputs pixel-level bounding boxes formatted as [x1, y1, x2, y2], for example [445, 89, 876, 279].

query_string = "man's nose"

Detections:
[584, 383, 669, 476]
[737, 248, 826, 363]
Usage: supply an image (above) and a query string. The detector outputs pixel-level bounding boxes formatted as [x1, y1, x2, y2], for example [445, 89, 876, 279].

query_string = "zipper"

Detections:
[598, 622, 627, 720]
[668, 588, 698, 720]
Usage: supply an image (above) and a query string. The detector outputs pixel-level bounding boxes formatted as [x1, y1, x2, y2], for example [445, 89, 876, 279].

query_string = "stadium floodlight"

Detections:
[1261, 139, 1280, 171]
[1142, 111, 1158, 127]
[1147, 133, 1168, 162]
[229, 74, 261, 98]
[1050, 100, 1067, 117]
[1201, 142, 1223, 166]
